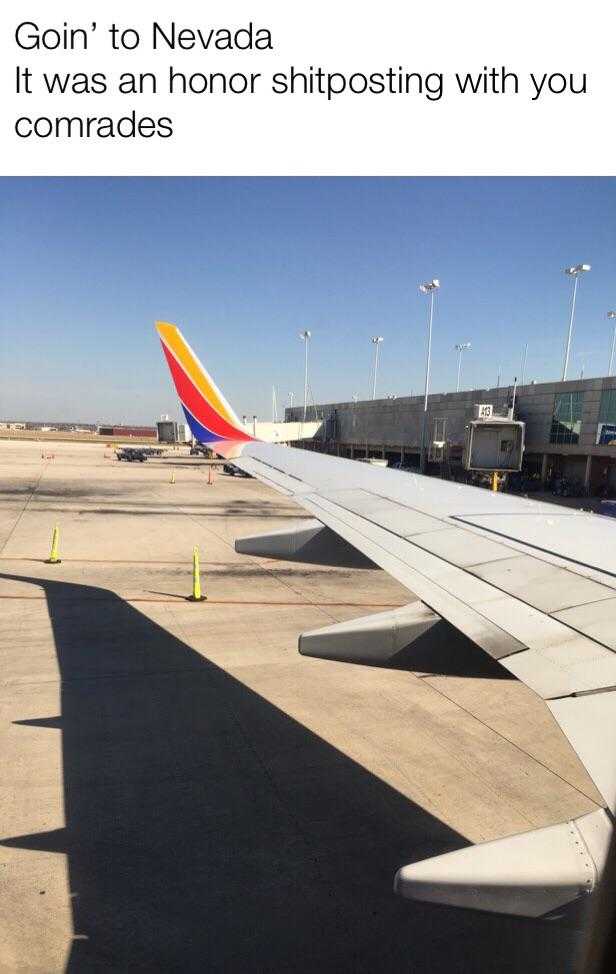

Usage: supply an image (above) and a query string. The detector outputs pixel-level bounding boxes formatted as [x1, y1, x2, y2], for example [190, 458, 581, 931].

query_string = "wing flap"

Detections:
[317, 488, 449, 536]
[552, 599, 616, 651]
[468, 555, 615, 614]
[548, 692, 616, 812]
[452, 512, 616, 578]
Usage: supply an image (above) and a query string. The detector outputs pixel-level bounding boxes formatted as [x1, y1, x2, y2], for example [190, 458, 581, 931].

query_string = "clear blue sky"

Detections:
[1, 177, 614, 424]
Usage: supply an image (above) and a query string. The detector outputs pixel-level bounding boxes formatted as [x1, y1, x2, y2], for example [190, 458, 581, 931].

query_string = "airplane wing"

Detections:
[157, 321, 616, 918]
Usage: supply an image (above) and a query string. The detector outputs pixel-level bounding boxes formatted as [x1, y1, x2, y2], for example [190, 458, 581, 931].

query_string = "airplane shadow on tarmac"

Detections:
[0, 574, 581, 974]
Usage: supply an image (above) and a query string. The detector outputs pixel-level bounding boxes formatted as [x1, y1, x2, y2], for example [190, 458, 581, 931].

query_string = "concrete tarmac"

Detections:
[0, 441, 602, 972]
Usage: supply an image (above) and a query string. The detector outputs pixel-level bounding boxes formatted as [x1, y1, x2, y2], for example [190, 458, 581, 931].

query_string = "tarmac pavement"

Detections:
[0, 441, 601, 972]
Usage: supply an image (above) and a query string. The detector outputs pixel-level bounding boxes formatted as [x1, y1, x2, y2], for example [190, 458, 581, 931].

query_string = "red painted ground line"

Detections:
[0, 557, 247, 566]
[0, 593, 405, 607]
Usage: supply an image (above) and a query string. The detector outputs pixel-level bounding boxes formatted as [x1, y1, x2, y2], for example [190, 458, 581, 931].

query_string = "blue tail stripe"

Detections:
[182, 404, 226, 444]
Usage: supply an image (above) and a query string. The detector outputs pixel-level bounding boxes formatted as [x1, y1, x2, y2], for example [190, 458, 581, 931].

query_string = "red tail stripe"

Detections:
[161, 343, 252, 442]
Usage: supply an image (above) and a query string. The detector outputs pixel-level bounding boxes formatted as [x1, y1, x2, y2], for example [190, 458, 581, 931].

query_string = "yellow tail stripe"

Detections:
[156, 322, 238, 427]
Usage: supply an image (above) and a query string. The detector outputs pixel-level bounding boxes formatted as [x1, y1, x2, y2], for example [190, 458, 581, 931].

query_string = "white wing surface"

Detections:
[233, 442, 616, 917]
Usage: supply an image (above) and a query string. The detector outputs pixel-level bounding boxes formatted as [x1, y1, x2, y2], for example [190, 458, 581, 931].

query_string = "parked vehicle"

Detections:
[116, 448, 148, 462]
[506, 471, 542, 493]
[357, 457, 388, 467]
[223, 463, 252, 478]
[549, 476, 585, 498]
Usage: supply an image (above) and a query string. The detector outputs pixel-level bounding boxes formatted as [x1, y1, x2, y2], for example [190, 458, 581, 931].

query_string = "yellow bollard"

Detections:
[170, 471, 175, 485]
[188, 545, 206, 602]
[491, 471, 499, 492]
[46, 525, 61, 564]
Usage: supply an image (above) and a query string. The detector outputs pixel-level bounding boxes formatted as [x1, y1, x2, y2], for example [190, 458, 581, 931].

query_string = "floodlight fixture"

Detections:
[419, 279, 440, 294]
[565, 264, 591, 276]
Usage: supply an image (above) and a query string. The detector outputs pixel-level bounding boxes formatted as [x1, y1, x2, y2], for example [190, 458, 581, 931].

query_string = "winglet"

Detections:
[156, 322, 253, 455]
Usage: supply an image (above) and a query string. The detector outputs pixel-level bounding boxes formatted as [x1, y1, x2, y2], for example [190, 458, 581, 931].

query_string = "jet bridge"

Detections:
[462, 408, 525, 472]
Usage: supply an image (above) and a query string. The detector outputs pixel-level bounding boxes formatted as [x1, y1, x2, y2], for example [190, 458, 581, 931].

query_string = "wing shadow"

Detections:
[0, 573, 579, 972]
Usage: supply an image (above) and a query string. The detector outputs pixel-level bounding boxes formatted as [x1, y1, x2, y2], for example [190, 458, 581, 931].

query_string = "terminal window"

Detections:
[550, 392, 583, 445]
[599, 389, 616, 424]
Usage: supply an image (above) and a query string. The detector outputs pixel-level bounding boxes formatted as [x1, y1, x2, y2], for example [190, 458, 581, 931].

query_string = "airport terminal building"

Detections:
[287, 376, 616, 495]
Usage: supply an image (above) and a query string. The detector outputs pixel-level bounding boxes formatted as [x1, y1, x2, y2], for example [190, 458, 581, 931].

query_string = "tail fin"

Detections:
[156, 322, 253, 453]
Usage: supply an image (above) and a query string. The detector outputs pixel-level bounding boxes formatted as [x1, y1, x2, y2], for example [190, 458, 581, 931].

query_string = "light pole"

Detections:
[299, 330, 311, 422]
[288, 392, 295, 411]
[419, 279, 440, 472]
[454, 342, 471, 392]
[562, 264, 591, 381]
[272, 386, 278, 423]
[520, 342, 528, 386]
[608, 313, 616, 377]
[370, 336, 384, 399]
